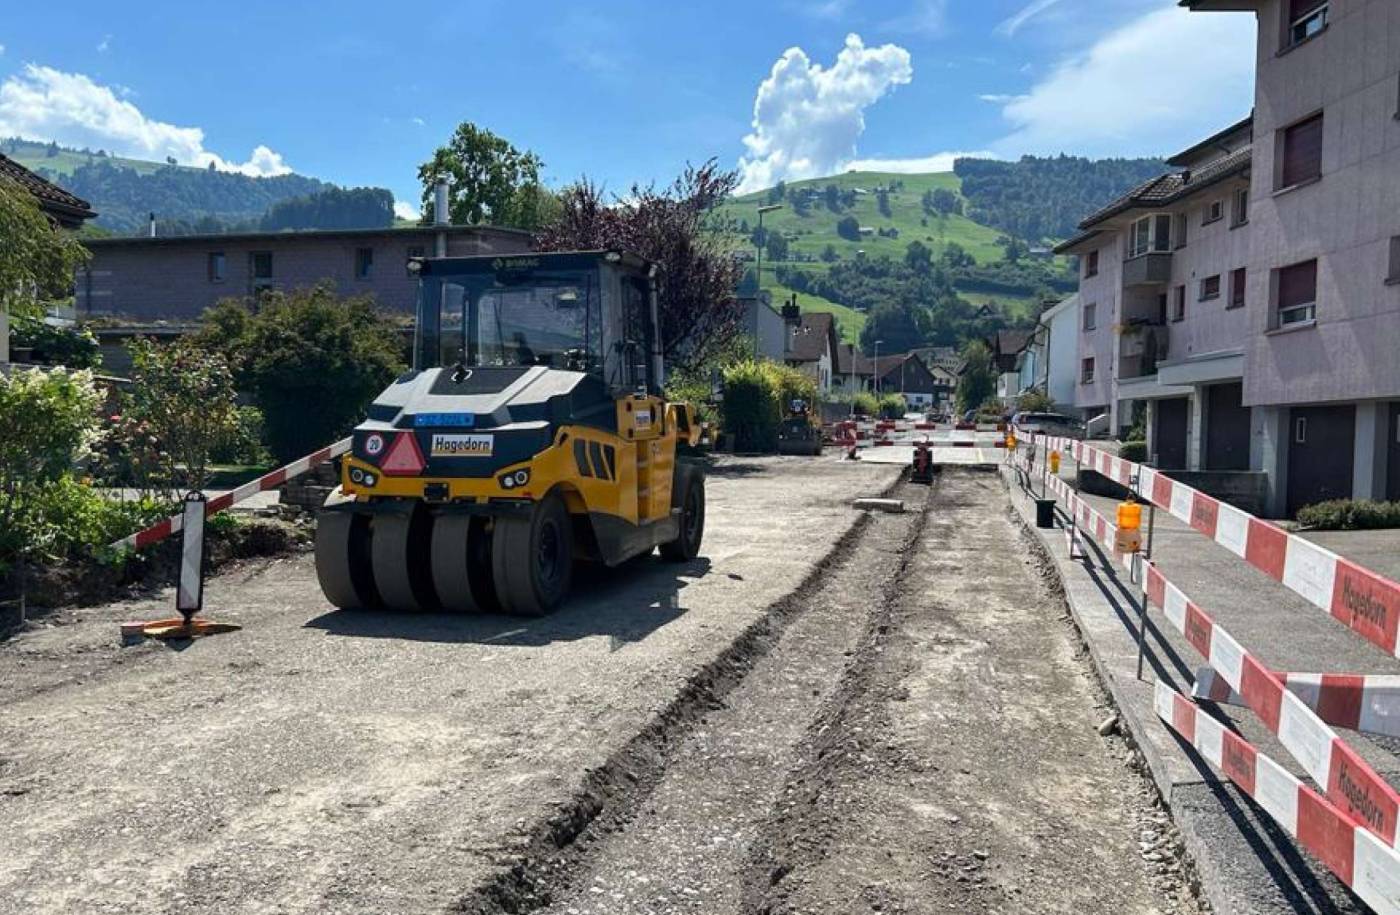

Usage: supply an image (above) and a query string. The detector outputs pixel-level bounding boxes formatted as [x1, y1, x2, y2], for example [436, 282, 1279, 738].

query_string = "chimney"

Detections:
[433, 177, 450, 257]
[148, 212, 157, 238]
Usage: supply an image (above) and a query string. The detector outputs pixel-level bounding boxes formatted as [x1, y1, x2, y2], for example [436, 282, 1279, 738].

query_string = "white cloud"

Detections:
[993, 7, 1255, 158]
[97, 34, 112, 54]
[0, 64, 293, 176]
[977, 93, 1018, 104]
[0, 44, 6, 56]
[995, 0, 1067, 37]
[393, 200, 420, 221]
[737, 33, 912, 193]
[410, 116, 425, 127]
[846, 150, 999, 174]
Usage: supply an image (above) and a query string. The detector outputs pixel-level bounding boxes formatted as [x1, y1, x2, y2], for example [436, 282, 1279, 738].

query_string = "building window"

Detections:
[1295, 416, 1308, 444]
[1084, 249, 1099, 278]
[355, 247, 374, 280]
[1173, 285, 1186, 322]
[1127, 214, 1172, 258]
[1174, 212, 1188, 249]
[1276, 258, 1318, 326]
[1199, 275, 1221, 301]
[1202, 200, 1224, 225]
[1082, 302, 1097, 331]
[1285, 0, 1328, 49]
[1279, 112, 1323, 189]
[1229, 267, 1247, 309]
[250, 251, 273, 287]
[1387, 236, 1400, 284]
[207, 252, 226, 283]
[1081, 357, 1095, 384]
[406, 245, 425, 276]
[1231, 186, 1249, 227]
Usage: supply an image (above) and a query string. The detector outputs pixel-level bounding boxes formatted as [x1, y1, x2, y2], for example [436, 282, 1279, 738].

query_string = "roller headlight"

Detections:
[499, 468, 529, 489]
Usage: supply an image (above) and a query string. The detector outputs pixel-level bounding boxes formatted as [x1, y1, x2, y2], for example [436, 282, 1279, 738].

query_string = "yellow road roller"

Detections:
[315, 250, 705, 616]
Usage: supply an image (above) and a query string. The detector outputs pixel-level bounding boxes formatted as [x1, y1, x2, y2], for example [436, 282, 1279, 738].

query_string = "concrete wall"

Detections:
[1044, 296, 1079, 410]
[742, 297, 788, 362]
[1163, 176, 1254, 363]
[76, 228, 530, 320]
[1242, 0, 1400, 407]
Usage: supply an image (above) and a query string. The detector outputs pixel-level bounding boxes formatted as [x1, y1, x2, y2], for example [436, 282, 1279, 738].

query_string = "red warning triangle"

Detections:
[380, 432, 426, 475]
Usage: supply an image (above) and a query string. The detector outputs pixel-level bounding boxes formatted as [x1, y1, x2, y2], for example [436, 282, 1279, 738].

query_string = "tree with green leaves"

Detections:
[860, 300, 930, 356]
[955, 339, 997, 413]
[0, 177, 90, 363]
[417, 122, 554, 230]
[836, 215, 861, 242]
[904, 240, 932, 273]
[198, 284, 405, 461]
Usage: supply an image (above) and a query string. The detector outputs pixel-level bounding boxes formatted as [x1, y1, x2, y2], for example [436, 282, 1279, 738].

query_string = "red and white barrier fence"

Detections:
[1193, 667, 1400, 741]
[1156, 682, 1400, 913]
[1039, 434, 1400, 660]
[1011, 443, 1400, 893]
[108, 437, 352, 551]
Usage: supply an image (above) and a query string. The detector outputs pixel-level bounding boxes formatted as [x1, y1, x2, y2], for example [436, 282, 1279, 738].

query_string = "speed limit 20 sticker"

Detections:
[364, 433, 386, 457]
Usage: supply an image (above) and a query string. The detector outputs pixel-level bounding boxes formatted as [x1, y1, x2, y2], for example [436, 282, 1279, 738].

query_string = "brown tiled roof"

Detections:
[836, 342, 874, 376]
[0, 153, 95, 221]
[788, 312, 835, 363]
[1076, 145, 1251, 230]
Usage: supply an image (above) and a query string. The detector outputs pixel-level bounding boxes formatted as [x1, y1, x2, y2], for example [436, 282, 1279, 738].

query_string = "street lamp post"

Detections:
[873, 339, 884, 397]
[752, 204, 783, 359]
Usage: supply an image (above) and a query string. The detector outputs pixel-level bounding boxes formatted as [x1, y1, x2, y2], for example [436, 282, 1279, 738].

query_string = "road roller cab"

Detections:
[316, 250, 706, 617]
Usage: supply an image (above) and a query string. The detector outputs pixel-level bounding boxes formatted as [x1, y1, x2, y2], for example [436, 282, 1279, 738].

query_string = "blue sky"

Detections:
[0, 0, 1256, 216]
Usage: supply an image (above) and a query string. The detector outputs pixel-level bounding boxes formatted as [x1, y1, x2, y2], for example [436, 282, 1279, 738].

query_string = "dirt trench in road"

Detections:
[473, 470, 1199, 915]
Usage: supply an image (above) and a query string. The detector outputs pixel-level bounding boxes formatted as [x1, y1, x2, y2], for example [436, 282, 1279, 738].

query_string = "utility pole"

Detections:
[752, 203, 783, 359]
[874, 339, 884, 397]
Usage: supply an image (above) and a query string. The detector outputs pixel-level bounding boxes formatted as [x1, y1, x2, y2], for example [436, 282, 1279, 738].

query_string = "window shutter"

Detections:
[1282, 115, 1323, 187]
[1278, 260, 1317, 308]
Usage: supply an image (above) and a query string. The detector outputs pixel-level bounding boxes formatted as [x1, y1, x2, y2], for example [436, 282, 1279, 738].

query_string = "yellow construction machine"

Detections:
[315, 251, 706, 616]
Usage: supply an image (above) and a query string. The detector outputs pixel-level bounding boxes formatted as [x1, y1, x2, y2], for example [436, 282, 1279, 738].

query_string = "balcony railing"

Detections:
[1122, 251, 1173, 287]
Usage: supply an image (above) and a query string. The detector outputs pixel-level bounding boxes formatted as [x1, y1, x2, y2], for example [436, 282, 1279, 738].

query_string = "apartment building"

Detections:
[1185, 0, 1400, 515]
[1057, 117, 1255, 471]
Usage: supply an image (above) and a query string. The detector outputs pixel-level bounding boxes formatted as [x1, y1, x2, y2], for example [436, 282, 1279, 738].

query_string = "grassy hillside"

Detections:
[3, 137, 198, 177]
[763, 282, 866, 344]
[719, 170, 1009, 266]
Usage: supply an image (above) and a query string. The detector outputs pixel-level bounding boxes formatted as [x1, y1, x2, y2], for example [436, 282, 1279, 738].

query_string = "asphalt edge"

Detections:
[453, 464, 910, 915]
[999, 465, 1219, 914]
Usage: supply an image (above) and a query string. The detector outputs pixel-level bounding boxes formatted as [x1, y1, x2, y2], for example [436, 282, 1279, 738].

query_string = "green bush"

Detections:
[1016, 390, 1054, 414]
[878, 392, 907, 419]
[11, 315, 101, 369]
[721, 360, 781, 452]
[770, 362, 819, 425]
[1119, 440, 1148, 463]
[198, 284, 405, 462]
[0, 366, 103, 532]
[1296, 499, 1400, 530]
[211, 405, 273, 466]
[851, 391, 879, 417]
[1, 479, 168, 571]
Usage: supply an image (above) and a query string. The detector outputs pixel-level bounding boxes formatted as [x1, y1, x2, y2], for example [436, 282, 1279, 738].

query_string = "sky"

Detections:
[0, 0, 1257, 218]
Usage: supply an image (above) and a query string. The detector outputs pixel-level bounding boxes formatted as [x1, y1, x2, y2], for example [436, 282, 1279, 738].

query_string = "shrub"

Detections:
[1016, 390, 1054, 414]
[0, 367, 102, 533]
[878, 392, 907, 419]
[199, 284, 405, 462]
[11, 315, 101, 369]
[1119, 440, 1148, 463]
[211, 406, 273, 466]
[721, 360, 781, 452]
[1296, 499, 1400, 530]
[851, 391, 879, 417]
[124, 337, 242, 494]
[770, 362, 819, 425]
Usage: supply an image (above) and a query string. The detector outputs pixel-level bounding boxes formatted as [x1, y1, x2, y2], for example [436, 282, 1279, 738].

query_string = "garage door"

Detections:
[1287, 404, 1354, 516]
[1153, 398, 1189, 470]
[1205, 383, 1250, 471]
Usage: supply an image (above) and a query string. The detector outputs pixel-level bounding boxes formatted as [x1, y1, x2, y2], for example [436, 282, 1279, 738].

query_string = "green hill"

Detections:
[3, 137, 203, 178]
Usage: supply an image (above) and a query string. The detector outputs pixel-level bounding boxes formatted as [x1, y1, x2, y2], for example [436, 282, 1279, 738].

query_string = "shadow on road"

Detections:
[303, 556, 710, 648]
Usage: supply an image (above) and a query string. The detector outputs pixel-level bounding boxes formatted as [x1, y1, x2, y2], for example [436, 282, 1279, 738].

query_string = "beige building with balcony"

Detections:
[1057, 117, 1255, 473]
[1059, 0, 1400, 516]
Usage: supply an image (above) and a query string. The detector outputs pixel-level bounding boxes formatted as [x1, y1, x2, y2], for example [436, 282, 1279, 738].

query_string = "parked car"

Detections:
[1011, 411, 1083, 438]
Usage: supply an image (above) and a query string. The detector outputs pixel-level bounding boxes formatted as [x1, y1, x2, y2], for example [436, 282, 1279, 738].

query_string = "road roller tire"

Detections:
[371, 504, 437, 612]
[660, 465, 705, 563]
[316, 509, 378, 609]
[492, 494, 574, 616]
[430, 514, 499, 613]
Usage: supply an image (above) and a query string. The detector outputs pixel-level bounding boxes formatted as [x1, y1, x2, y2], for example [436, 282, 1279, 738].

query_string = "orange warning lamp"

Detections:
[1049, 450, 1060, 474]
[1115, 497, 1143, 553]
[1006, 431, 1017, 450]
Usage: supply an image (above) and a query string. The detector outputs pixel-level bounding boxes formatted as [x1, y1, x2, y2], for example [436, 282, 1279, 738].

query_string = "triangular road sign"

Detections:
[380, 432, 425, 475]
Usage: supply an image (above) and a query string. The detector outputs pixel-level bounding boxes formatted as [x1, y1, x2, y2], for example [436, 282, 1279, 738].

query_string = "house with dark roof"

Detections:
[1055, 114, 1254, 469]
[0, 153, 96, 366]
[833, 342, 875, 392]
[871, 352, 946, 409]
[785, 312, 840, 392]
[75, 223, 532, 320]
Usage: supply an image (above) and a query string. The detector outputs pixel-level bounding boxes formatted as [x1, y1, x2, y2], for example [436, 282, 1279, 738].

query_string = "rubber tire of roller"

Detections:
[491, 494, 573, 617]
[430, 514, 496, 613]
[371, 507, 435, 612]
[315, 510, 378, 610]
[659, 466, 705, 562]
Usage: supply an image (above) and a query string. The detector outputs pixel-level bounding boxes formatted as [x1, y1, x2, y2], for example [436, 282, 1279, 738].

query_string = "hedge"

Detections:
[720, 360, 818, 453]
[1296, 499, 1400, 530]
[1119, 440, 1148, 463]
